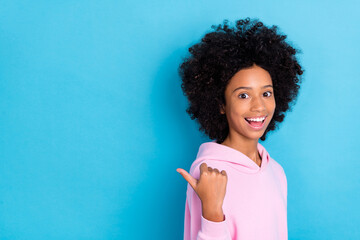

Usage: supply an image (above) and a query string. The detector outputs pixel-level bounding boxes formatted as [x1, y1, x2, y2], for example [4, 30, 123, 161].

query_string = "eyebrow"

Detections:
[232, 85, 273, 93]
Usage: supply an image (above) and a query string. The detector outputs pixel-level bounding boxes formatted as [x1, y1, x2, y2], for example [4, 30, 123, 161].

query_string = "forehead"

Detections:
[227, 65, 272, 89]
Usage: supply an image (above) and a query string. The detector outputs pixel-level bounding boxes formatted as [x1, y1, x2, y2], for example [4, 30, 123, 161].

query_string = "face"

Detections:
[220, 64, 276, 141]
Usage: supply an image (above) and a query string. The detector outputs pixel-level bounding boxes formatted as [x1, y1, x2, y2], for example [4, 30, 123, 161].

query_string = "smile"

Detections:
[244, 116, 266, 130]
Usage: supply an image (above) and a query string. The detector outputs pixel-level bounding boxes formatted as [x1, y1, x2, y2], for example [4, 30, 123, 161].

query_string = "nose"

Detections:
[250, 96, 266, 113]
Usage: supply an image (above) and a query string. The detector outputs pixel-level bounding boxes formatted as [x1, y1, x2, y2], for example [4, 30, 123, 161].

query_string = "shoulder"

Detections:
[268, 156, 288, 199]
[269, 157, 286, 179]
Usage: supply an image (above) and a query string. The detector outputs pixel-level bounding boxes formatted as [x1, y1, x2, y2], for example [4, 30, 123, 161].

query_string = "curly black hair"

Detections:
[179, 17, 304, 143]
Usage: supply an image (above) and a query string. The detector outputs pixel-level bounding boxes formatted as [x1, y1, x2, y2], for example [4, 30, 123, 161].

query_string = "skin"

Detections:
[177, 163, 227, 222]
[177, 64, 276, 222]
[220, 63, 276, 166]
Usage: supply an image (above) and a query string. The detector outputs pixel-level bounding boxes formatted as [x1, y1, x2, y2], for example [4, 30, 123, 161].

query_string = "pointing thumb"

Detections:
[176, 168, 197, 190]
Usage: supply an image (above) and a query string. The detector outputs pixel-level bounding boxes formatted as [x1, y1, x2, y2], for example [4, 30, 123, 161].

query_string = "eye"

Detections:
[264, 91, 273, 97]
[238, 93, 249, 99]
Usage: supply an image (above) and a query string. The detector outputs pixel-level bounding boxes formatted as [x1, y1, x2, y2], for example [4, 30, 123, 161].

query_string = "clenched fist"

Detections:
[177, 162, 228, 222]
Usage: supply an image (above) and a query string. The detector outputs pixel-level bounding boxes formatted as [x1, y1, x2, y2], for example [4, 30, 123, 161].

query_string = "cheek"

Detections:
[273, 98, 276, 109]
[227, 104, 244, 121]
[272, 100, 276, 113]
[267, 100, 276, 118]
[267, 98, 276, 110]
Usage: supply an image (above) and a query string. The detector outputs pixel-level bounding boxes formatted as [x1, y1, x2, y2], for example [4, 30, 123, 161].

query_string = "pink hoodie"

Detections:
[182, 140, 287, 240]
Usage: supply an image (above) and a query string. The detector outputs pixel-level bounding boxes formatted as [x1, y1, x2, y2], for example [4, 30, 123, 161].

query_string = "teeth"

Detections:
[245, 117, 265, 122]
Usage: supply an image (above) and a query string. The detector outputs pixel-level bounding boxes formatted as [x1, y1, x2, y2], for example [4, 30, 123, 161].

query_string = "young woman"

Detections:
[176, 18, 304, 240]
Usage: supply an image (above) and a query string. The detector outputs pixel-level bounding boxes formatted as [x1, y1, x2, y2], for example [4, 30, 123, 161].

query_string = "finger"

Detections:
[176, 168, 198, 189]
[199, 162, 208, 174]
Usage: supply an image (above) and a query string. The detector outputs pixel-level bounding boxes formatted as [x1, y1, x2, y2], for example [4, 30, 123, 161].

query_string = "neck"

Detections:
[220, 134, 261, 166]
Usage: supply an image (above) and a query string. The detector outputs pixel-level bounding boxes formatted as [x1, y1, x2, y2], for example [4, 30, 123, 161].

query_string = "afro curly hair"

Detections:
[179, 17, 304, 143]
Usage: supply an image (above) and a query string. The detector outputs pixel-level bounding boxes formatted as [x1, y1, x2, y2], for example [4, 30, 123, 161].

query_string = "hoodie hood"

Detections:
[191, 140, 270, 174]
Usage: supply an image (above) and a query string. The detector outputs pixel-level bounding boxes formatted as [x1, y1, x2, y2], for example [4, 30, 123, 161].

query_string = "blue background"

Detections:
[0, 0, 359, 239]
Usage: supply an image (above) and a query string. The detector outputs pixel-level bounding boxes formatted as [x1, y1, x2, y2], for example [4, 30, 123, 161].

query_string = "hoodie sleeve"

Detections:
[183, 162, 232, 240]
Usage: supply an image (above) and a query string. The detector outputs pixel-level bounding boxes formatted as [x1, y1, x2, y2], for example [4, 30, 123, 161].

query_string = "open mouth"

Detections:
[244, 116, 266, 129]
[245, 118, 265, 124]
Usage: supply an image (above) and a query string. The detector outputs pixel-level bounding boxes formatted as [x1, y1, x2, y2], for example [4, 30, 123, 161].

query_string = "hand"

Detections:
[177, 162, 228, 222]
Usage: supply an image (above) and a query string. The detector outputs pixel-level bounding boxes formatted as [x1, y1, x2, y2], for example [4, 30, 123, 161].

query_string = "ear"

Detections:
[219, 104, 225, 114]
